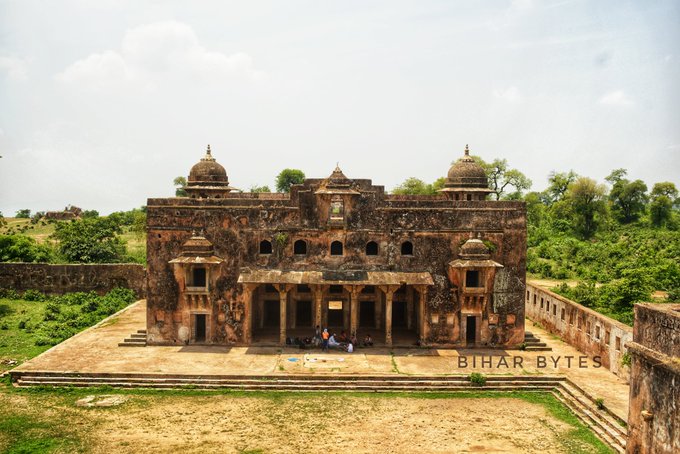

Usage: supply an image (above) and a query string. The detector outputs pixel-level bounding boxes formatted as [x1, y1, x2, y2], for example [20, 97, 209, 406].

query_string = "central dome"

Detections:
[446, 145, 489, 189]
[188, 145, 229, 186]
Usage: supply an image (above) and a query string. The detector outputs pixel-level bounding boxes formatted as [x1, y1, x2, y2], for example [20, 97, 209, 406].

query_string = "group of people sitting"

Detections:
[317, 326, 373, 353]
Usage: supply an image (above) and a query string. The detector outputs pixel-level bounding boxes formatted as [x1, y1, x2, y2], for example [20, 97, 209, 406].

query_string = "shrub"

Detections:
[469, 372, 486, 386]
[0, 288, 21, 300]
[22, 289, 47, 302]
[595, 398, 605, 410]
[620, 352, 631, 367]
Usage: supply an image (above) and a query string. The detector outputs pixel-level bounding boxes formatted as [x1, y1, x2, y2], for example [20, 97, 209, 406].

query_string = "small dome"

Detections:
[446, 145, 489, 189]
[188, 145, 230, 186]
[459, 238, 491, 260]
[181, 233, 215, 257]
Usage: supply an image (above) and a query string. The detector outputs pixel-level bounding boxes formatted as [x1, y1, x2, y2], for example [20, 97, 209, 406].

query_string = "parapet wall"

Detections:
[626, 303, 680, 454]
[0, 263, 146, 298]
[525, 282, 632, 380]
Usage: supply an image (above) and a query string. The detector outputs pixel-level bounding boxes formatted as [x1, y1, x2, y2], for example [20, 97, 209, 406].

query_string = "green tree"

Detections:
[0, 235, 53, 262]
[0, 211, 5, 227]
[606, 169, 648, 223]
[544, 170, 578, 204]
[82, 210, 99, 219]
[250, 185, 271, 193]
[275, 169, 306, 193]
[565, 177, 608, 239]
[15, 209, 31, 218]
[474, 157, 532, 200]
[392, 177, 446, 195]
[650, 182, 678, 227]
[52, 218, 126, 263]
[174, 176, 188, 197]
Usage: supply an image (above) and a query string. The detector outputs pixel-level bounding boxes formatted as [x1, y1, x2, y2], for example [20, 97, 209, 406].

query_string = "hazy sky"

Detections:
[1, 0, 678, 215]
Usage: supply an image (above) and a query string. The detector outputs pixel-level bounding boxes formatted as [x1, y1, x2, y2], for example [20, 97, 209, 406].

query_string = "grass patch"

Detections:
[0, 298, 52, 373]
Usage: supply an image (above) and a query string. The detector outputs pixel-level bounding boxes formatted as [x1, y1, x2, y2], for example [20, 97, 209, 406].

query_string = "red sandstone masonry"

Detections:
[0, 263, 146, 298]
[525, 281, 632, 381]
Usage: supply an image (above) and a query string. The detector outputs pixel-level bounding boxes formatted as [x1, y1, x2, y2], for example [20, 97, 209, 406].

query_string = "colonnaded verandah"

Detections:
[145, 145, 527, 347]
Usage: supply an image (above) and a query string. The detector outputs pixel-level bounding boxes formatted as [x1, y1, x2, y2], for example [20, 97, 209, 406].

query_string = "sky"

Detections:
[0, 0, 678, 215]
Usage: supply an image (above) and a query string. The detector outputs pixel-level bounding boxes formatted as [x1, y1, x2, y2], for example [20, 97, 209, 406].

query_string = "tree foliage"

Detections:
[606, 169, 648, 223]
[392, 177, 445, 195]
[15, 209, 31, 219]
[275, 169, 305, 193]
[471, 156, 532, 200]
[174, 176, 188, 197]
[565, 177, 608, 239]
[249, 185, 271, 193]
[0, 235, 53, 262]
[52, 218, 126, 263]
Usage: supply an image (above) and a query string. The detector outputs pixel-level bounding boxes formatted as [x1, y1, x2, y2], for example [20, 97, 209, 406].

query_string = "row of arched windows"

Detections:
[258, 239, 414, 257]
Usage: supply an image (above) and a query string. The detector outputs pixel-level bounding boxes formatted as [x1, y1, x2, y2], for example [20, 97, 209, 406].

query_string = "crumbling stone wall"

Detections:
[626, 303, 680, 454]
[525, 282, 632, 380]
[147, 177, 526, 346]
[0, 263, 146, 297]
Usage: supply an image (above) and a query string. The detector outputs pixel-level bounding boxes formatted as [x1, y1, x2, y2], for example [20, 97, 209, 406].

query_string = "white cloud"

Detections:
[0, 56, 29, 80]
[493, 86, 523, 103]
[56, 21, 263, 89]
[598, 90, 633, 106]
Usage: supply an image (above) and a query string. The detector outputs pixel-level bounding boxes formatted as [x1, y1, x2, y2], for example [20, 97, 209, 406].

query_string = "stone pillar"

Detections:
[274, 284, 291, 345]
[407, 287, 414, 330]
[415, 286, 429, 343]
[242, 284, 256, 344]
[375, 293, 383, 329]
[312, 285, 323, 329]
[380, 285, 397, 346]
[258, 297, 264, 329]
[291, 299, 297, 329]
[346, 285, 364, 337]
[343, 299, 350, 331]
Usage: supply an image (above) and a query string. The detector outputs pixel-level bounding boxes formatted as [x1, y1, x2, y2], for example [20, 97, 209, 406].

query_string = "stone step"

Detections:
[523, 338, 543, 344]
[15, 379, 559, 392]
[558, 383, 627, 440]
[130, 333, 147, 339]
[11, 371, 566, 382]
[118, 341, 146, 347]
[137, 329, 147, 334]
[552, 391, 625, 453]
[524, 346, 552, 351]
[14, 376, 564, 387]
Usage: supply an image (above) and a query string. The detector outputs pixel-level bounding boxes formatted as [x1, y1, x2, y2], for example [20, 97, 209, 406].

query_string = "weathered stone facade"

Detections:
[0, 263, 146, 297]
[626, 303, 680, 454]
[525, 282, 633, 380]
[146, 146, 526, 347]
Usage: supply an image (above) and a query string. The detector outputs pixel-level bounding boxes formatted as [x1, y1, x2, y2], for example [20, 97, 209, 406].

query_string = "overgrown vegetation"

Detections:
[0, 288, 137, 372]
[0, 208, 146, 264]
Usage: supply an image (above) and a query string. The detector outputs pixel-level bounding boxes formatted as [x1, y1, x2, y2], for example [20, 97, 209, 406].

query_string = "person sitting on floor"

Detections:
[350, 333, 358, 346]
[363, 334, 373, 347]
[346, 342, 354, 353]
[338, 330, 348, 343]
[328, 333, 341, 349]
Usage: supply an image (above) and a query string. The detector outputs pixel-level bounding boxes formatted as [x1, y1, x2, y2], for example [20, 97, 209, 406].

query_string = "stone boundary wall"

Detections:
[0, 263, 146, 298]
[526, 281, 632, 381]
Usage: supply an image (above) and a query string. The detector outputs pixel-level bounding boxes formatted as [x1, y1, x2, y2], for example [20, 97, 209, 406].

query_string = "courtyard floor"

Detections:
[10, 300, 631, 421]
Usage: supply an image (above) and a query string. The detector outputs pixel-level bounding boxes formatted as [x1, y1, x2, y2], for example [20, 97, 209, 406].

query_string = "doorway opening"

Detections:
[296, 300, 312, 327]
[466, 315, 476, 345]
[360, 300, 376, 328]
[194, 314, 207, 343]
[263, 300, 280, 327]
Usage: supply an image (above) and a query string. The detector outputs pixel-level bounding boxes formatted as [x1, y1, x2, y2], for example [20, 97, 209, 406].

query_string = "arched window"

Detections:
[294, 239, 307, 255]
[259, 240, 272, 255]
[365, 241, 379, 256]
[401, 241, 414, 256]
[330, 241, 343, 256]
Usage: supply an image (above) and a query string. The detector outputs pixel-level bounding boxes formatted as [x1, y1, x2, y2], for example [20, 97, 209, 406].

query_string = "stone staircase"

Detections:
[118, 329, 147, 347]
[552, 378, 627, 453]
[10, 372, 563, 391]
[523, 331, 551, 351]
[9, 371, 625, 452]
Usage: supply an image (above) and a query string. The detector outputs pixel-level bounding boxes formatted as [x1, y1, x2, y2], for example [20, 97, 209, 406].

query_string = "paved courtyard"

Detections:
[11, 300, 631, 420]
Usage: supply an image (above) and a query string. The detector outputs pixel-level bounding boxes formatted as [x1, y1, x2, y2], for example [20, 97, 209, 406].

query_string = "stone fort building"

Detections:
[145, 145, 526, 347]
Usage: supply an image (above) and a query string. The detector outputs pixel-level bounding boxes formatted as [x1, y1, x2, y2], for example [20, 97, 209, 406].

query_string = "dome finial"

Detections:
[464, 144, 470, 156]
[201, 144, 215, 162]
